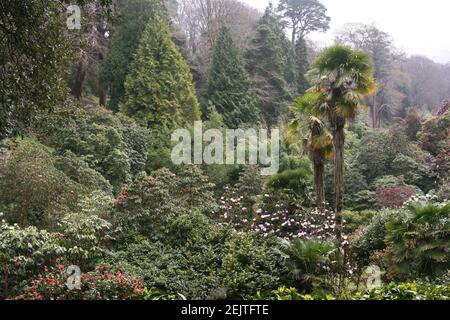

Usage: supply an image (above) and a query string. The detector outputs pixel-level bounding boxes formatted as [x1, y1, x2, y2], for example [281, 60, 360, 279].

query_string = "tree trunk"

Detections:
[99, 88, 107, 106]
[332, 117, 345, 243]
[371, 95, 378, 128]
[72, 60, 86, 100]
[291, 25, 297, 46]
[313, 152, 325, 210]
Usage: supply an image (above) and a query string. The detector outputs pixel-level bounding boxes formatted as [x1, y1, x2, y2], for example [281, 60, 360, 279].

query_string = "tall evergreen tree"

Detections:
[295, 38, 310, 95]
[246, 5, 292, 126]
[99, 0, 167, 111]
[120, 16, 200, 168]
[206, 26, 259, 128]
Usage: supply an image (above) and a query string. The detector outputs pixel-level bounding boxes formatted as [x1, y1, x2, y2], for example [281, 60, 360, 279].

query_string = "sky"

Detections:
[242, 0, 450, 64]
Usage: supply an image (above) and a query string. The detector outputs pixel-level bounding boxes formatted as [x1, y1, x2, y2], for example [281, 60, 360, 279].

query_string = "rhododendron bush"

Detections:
[15, 265, 144, 300]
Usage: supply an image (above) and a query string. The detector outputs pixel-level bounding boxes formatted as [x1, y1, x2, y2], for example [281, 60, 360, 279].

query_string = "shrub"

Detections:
[343, 210, 376, 234]
[0, 139, 83, 229]
[384, 203, 450, 280]
[267, 167, 313, 202]
[254, 286, 335, 300]
[350, 210, 400, 268]
[281, 239, 341, 292]
[15, 265, 145, 300]
[218, 234, 286, 299]
[354, 282, 450, 300]
[0, 222, 65, 298]
[34, 105, 150, 191]
[250, 203, 336, 240]
[375, 185, 416, 209]
[112, 167, 217, 239]
[345, 191, 377, 212]
[53, 151, 113, 194]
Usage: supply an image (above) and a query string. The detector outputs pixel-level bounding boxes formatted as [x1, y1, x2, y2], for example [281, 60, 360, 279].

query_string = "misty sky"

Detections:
[242, 0, 450, 64]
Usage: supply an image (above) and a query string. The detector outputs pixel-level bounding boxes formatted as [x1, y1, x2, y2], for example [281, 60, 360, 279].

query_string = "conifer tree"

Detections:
[121, 17, 200, 128]
[246, 6, 292, 126]
[120, 16, 200, 168]
[205, 26, 259, 128]
[99, 0, 168, 111]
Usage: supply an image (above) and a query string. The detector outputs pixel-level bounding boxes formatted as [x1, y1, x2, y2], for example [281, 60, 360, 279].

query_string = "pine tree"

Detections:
[205, 26, 259, 128]
[295, 37, 310, 95]
[246, 6, 292, 126]
[120, 16, 200, 168]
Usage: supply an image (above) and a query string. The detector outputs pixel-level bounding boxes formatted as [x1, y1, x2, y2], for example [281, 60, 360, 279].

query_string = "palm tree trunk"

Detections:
[333, 118, 345, 243]
[313, 153, 325, 209]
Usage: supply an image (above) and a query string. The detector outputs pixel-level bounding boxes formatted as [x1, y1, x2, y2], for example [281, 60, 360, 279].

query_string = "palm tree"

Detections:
[307, 45, 377, 242]
[282, 238, 339, 292]
[288, 92, 333, 209]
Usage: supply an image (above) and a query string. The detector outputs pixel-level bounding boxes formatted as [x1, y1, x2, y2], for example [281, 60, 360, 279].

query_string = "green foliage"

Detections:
[358, 128, 410, 183]
[355, 282, 450, 300]
[120, 17, 200, 167]
[345, 191, 377, 212]
[113, 167, 217, 239]
[268, 167, 313, 198]
[218, 234, 286, 299]
[282, 239, 340, 292]
[246, 6, 291, 125]
[371, 175, 400, 190]
[277, 0, 331, 41]
[206, 26, 259, 127]
[34, 104, 150, 191]
[392, 154, 437, 192]
[0, 222, 65, 298]
[99, 0, 168, 111]
[0, 139, 83, 228]
[404, 110, 422, 141]
[107, 235, 204, 298]
[343, 210, 376, 234]
[57, 192, 113, 269]
[350, 210, 399, 267]
[384, 203, 450, 280]
[54, 151, 113, 194]
[308, 45, 376, 120]
[0, 0, 71, 139]
[109, 216, 285, 300]
[295, 38, 310, 94]
[254, 286, 335, 300]
[121, 17, 200, 128]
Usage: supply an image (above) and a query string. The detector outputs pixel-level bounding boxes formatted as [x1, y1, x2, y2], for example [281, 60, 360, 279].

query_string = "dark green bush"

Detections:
[384, 203, 450, 280]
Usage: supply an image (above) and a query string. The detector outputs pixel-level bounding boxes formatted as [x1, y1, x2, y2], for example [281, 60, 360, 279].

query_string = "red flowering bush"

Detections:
[376, 186, 416, 209]
[15, 265, 144, 300]
[436, 99, 449, 116]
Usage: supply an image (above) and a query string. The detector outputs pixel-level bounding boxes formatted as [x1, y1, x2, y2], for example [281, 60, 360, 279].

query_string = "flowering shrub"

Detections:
[15, 265, 145, 300]
[0, 221, 66, 298]
[375, 185, 416, 208]
[220, 185, 335, 241]
[436, 99, 449, 116]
